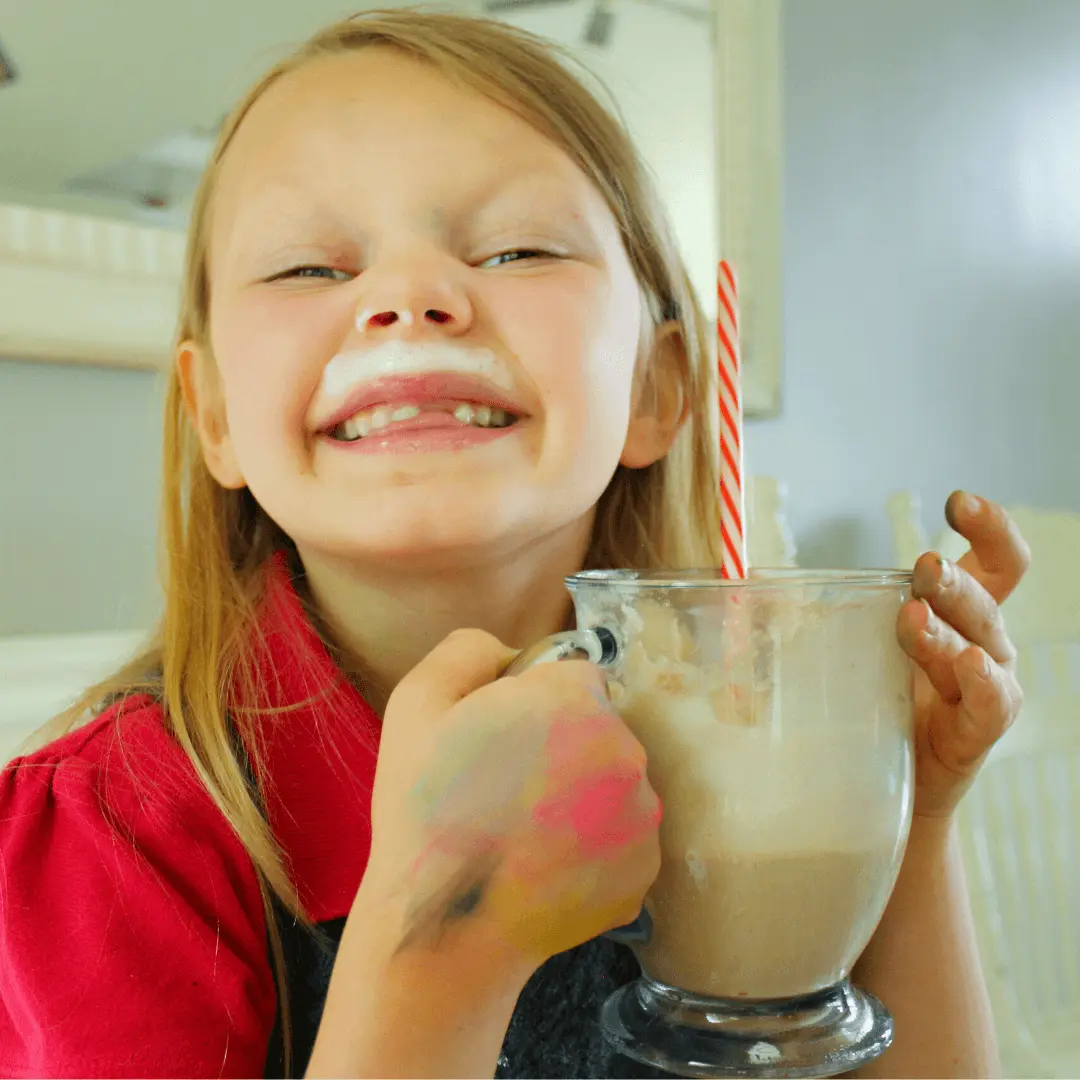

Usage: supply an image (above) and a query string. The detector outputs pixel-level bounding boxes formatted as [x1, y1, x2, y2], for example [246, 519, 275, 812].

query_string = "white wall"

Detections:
[749, 0, 1080, 568]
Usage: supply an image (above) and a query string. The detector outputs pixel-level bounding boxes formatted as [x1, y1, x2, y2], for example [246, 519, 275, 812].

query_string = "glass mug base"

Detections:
[599, 976, 893, 1079]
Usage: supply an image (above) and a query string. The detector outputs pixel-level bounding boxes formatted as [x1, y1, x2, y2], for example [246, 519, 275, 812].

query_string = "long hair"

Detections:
[46, 8, 724, 1070]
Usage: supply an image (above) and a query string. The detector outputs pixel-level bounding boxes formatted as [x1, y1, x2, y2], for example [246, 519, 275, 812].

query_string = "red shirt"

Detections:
[0, 553, 382, 1078]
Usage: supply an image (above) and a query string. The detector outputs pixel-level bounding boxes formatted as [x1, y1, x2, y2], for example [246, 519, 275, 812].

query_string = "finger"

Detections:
[930, 647, 1023, 771]
[515, 658, 613, 707]
[897, 599, 970, 704]
[911, 552, 1016, 666]
[395, 628, 519, 716]
[945, 492, 1032, 605]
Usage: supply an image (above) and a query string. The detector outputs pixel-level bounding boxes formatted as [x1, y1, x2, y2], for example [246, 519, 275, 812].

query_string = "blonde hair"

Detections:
[48, 7, 723, 1070]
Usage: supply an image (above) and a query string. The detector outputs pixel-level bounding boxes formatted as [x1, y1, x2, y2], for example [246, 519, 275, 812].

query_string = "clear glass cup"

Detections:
[509, 569, 915, 1078]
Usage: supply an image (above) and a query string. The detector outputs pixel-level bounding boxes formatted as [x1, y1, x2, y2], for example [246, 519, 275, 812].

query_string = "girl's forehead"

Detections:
[206, 49, 615, 261]
[213, 50, 573, 206]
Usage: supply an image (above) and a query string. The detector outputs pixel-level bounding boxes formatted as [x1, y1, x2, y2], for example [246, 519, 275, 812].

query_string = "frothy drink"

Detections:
[603, 586, 914, 1000]
[636, 850, 899, 1000]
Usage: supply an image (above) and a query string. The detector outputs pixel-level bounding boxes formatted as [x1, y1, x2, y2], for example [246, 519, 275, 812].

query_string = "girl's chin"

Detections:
[290, 509, 593, 575]
[291, 522, 537, 567]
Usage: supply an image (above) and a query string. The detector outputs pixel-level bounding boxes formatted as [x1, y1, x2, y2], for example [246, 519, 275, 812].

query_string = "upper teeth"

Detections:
[336, 402, 512, 441]
[455, 404, 492, 426]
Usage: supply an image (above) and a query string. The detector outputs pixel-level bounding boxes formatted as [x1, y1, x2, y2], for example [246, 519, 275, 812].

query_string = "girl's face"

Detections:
[187, 49, 673, 569]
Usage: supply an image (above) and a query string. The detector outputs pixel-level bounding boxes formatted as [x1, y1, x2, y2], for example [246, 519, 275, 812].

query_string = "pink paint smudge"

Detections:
[408, 825, 502, 880]
[530, 713, 660, 855]
[533, 769, 661, 855]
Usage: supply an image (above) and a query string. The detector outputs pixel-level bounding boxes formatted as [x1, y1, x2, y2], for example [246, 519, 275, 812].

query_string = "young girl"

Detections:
[0, 10, 1028, 1079]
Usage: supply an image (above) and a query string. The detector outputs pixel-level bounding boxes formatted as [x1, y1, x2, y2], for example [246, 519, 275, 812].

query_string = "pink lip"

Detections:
[317, 373, 526, 433]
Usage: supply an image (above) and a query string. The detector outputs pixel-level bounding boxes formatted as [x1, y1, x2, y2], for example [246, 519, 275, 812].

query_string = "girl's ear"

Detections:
[176, 342, 246, 489]
[620, 321, 691, 469]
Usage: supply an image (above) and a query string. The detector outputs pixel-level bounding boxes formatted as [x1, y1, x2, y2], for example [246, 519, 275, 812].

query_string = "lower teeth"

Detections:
[335, 417, 513, 442]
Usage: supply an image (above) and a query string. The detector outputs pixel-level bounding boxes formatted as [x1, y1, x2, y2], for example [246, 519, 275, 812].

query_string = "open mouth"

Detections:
[327, 399, 519, 442]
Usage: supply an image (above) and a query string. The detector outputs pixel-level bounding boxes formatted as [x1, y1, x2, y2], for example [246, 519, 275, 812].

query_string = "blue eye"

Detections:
[479, 249, 555, 269]
[272, 266, 353, 282]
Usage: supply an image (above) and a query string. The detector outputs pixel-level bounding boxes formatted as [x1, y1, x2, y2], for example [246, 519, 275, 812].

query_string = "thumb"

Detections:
[391, 628, 519, 719]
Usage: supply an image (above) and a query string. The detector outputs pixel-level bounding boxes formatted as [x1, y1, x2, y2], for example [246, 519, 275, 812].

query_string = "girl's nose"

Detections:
[356, 307, 456, 332]
[354, 251, 474, 337]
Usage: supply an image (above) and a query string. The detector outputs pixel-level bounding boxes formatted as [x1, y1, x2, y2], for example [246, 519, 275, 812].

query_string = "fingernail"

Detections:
[937, 557, 954, 588]
[587, 684, 613, 709]
[959, 492, 982, 517]
[974, 650, 992, 680]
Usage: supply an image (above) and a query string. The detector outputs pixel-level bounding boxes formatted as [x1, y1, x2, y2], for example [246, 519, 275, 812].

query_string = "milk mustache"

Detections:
[602, 586, 915, 1001]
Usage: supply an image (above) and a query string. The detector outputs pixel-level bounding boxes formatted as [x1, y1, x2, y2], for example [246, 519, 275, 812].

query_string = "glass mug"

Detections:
[507, 569, 915, 1079]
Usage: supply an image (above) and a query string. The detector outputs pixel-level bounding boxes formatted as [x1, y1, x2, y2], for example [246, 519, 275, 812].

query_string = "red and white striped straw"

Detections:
[717, 260, 747, 579]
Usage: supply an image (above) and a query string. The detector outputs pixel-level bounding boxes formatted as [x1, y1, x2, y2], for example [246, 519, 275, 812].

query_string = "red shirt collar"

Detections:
[242, 551, 382, 922]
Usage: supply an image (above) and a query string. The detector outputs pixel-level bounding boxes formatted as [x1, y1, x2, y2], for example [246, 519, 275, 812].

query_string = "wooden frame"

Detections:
[0, 0, 784, 407]
[714, 0, 784, 417]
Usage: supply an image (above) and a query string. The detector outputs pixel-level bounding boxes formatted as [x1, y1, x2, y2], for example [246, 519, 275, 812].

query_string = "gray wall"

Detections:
[748, 0, 1080, 567]
[0, 360, 163, 634]
[2, 0, 1079, 632]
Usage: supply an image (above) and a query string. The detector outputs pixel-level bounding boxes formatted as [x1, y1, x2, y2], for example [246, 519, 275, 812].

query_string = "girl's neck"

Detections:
[295, 520, 593, 715]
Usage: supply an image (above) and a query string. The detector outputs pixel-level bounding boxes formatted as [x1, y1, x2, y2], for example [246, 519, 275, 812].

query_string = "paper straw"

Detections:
[717, 260, 747, 579]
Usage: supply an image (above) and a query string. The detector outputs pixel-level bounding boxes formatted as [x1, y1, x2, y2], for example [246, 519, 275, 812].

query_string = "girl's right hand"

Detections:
[361, 628, 662, 967]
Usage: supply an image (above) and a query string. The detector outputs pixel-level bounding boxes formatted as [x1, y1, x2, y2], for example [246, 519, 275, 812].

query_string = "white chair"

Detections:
[0, 631, 146, 765]
[746, 474, 798, 568]
[889, 493, 1080, 1078]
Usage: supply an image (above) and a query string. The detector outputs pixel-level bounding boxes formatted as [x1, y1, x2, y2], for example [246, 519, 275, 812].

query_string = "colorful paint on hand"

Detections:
[532, 768, 660, 855]
[396, 707, 658, 958]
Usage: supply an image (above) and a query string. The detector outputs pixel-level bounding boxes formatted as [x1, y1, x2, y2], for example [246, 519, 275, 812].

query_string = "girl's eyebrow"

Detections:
[469, 162, 573, 201]
[221, 162, 598, 266]
[467, 161, 595, 216]
[218, 200, 368, 267]
[462, 170, 601, 245]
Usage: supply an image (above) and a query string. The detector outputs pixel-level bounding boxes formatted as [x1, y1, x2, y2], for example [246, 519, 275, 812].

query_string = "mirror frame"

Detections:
[715, 0, 783, 417]
[0, 0, 783, 413]
[0, 205, 184, 370]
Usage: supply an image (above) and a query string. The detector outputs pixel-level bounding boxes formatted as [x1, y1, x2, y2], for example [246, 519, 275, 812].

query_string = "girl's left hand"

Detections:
[897, 491, 1031, 819]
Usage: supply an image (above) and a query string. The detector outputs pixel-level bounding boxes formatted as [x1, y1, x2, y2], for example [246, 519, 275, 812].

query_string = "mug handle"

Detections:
[503, 626, 620, 675]
[503, 625, 653, 946]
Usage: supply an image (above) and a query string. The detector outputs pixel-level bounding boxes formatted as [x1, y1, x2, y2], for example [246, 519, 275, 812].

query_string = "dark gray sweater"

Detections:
[265, 903, 674, 1078]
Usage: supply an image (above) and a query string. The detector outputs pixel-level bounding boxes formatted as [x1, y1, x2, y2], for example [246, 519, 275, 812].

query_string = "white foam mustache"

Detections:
[322, 340, 514, 398]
